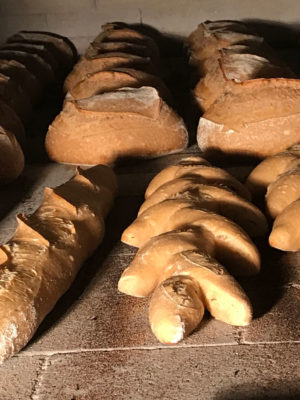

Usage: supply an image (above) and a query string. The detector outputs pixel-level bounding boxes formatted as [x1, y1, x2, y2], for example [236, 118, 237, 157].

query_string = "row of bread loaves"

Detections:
[118, 156, 267, 344]
[187, 20, 300, 158]
[0, 31, 77, 184]
[246, 143, 300, 251]
[45, 22, 188, 165]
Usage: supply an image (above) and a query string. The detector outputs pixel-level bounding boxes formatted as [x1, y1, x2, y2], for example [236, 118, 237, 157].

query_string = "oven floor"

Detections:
[0, 147, 299, 400]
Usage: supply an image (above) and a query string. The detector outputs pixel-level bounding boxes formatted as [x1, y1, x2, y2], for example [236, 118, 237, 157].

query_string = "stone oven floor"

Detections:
[0, 147, 299, 400]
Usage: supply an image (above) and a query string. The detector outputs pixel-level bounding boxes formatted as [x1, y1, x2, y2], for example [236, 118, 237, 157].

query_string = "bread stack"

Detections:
[0, 31, 77, 184]
[187, 20, 300, 158]
[0, 164, 116, 363]
[246, 143, 300, 251]
[118, 156, 267, 344]
[45, 23, 188, 165]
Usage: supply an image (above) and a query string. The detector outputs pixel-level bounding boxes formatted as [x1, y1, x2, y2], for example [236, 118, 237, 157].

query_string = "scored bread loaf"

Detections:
[63, 52, 158, 93]
[0, 59, 42, 104]
[0, 72, 32, 123]
[118, 156, 258, 344]
[0, 164, 116, 363]
[0, 50, 55, 87]
[66, 67, 171, 103]
[246, 145, 300, 251]
[46, 86, 188, 165]
[197, 78, 300, 158]
[188, 20, 300, 158]
[7, 30, 78, 72]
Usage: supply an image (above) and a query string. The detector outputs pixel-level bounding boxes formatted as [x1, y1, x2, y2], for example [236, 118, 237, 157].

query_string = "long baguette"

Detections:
[0, 164, 116, 363]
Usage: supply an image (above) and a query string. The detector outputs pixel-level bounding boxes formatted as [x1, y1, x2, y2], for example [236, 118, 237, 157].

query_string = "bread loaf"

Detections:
[0, 59, 42, 104]
[0, 98, 25, 145]
[46, 86, 188, 165]
[0, 164, 116, 363]
[246, 145, 300, 251]
[0, 72, 32, 123]
[118, 156, 257, 343]
[66, 68, 171, 103]
[188, 20, 300, 158]
[0, 125, 24, 184]
[197, 78, 300, 158]
[7, 31, 77, 72]
[63, 52, 158, 93]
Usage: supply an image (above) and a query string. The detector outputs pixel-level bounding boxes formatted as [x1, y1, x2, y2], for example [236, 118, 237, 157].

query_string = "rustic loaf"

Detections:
[63, 52, 158, 93]
[0, 59, 42, 104]
[66, 68, 171, 103]
[0, 164, 116, 363]
[197, 78, 300, 158]
[46, 86, 188, 165]
[7, 31, 77, 72]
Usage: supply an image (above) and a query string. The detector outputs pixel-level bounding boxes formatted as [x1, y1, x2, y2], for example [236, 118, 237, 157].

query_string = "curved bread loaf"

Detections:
[0, 165, 116, 363]
[118, 156, 257, 343]
[246, 146, 300, 251]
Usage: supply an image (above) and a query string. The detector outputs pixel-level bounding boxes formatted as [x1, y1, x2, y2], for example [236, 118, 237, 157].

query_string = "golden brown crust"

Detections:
[0, 165, 116, 363]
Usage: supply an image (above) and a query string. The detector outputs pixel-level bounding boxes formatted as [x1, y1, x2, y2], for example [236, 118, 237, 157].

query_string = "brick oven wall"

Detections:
[0, 0, 299, 53]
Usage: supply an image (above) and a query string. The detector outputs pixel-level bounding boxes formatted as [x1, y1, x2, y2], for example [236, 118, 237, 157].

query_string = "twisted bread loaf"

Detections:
[118, 156, 263, 343]
[0, 164, 116, 363]
[246, 144, 300, 251]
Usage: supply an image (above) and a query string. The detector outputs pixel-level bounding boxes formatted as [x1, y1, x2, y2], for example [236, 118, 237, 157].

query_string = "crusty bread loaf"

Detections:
[246, 144, 300, 196]
[66, 68, 171, 103]
[63, 52, 158, 93]
[269, 199, 300, 251]
[145, 156, 251, 200]
[0, 98, 25, 145]
[0, 164, 116, 363]
[0, 50, 54, 87]
[0, 72, 32, 123]
[197, 78, 300, 158]
[7, 31, 77, 72]
[0, 59, 42, 104]
[246, 146, 300, 251]
[188, 20, 300, 158]
[1, 42, 60, 79]
[194, 51, 294, 111]
[0, 125, 24, 184]
[46, 86, 188, 165]
[138, 178, 267, 238]
[119, 156, 257, 343]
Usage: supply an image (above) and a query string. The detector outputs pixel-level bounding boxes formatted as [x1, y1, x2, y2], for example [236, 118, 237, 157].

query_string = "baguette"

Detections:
[46, 86, 188, 165]
[0, 165, 116, 363]
[119, 156, 256, 343]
